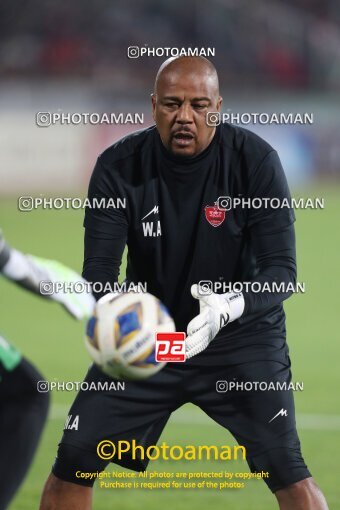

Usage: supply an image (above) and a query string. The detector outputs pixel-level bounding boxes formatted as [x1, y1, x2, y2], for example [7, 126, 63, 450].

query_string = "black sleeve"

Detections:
[82, 157, 128, 300]
[243, 150, 296, 315]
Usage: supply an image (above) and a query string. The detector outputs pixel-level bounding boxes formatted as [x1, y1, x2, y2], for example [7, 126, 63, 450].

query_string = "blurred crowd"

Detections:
[0, 0, 340, 91]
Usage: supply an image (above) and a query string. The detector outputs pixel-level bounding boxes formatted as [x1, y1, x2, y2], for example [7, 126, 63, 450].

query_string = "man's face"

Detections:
[152, 70, 222, 157]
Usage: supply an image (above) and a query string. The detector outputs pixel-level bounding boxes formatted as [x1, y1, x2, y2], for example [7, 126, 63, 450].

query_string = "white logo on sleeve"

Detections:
[141, 206, 162, 237]
[141, 205, 159, 221]
[268, 408, 288, 423]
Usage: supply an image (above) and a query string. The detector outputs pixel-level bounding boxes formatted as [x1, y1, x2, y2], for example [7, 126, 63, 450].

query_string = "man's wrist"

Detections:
[222, 291, 245, 322]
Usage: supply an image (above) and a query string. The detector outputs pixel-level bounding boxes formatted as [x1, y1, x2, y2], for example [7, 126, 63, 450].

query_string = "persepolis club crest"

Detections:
[205, 204, 226, 227]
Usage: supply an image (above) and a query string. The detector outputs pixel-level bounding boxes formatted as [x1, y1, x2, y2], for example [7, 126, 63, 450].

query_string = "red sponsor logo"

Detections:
[155, 332, 186, 362]
[205, 205, 226, 227]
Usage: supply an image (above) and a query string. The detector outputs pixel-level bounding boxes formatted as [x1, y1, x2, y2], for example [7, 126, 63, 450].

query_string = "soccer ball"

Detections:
[85, 292, 175, 380]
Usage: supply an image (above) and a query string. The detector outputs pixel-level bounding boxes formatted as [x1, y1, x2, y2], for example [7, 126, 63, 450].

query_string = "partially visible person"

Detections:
[0, 232, 95, 509]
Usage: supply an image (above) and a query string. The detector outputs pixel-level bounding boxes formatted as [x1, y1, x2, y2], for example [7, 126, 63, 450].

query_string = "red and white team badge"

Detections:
[204, 205, 226, 227]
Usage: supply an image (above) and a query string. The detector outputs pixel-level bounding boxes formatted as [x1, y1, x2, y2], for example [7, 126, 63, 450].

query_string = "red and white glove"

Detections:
[186, 284, 245, 359]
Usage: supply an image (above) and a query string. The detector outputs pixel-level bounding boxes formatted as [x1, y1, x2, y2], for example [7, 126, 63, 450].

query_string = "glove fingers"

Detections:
[190, 284, 212, 304]
[62, 302, 83, 320]
[185, 324, 211, 359]
[187, 312, 208, 336]
[190, 284, 200, 300]
[186, 339, 210, 359]
[191, 285, 220, 311]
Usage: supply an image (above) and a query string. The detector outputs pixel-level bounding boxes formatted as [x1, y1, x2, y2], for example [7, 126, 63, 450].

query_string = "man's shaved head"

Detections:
[151, 56, 222, 157]
[154, 56, 220, 97]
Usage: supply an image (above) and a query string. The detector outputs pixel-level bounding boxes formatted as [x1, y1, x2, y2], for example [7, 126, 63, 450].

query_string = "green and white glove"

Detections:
[0, 231, 95, 320]
[29, 256, 96, 320]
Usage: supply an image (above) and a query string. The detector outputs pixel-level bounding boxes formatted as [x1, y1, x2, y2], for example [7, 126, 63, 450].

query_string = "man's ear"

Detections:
[216, 96, 223, 112]
[151, 93, 157, 121]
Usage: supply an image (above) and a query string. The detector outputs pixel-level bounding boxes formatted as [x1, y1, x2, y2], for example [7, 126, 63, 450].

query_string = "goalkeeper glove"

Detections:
[30, 256, 96, 320]
[186, 284, 245, 359]
[0, 231, 95, 320]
